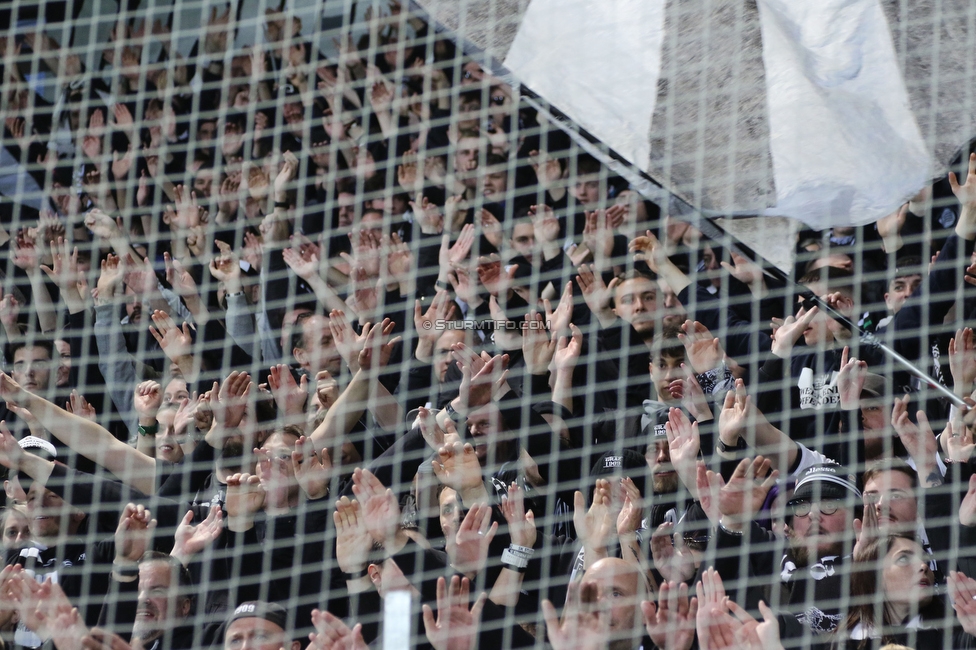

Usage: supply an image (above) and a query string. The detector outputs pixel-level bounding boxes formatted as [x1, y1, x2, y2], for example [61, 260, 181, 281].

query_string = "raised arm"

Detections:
[0, 372, 156, 494]
[717, 379, 799, 473]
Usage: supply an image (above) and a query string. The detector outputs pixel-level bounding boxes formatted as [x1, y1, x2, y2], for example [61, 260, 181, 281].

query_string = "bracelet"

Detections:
[112, 562, 140, 580]
[500, 544, 535, 572]
[138, 424, 158, 437]
[718, 519, 744, 536]
[274, 201, 290, 209]
[445, 401, 462, 424]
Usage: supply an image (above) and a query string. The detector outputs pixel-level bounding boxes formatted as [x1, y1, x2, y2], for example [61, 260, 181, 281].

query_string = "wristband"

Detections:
[138, 424, 158, 437]
[718, 519, 744, 536]
[717, 437, 746, 454]
[445, 401, 462, 424]
[225, 291, 244, 298]
[112, 562, 140, 580]
[274, 201, 290, 209]
[435, 280, 450, 291]
[500, 544, 535, 572]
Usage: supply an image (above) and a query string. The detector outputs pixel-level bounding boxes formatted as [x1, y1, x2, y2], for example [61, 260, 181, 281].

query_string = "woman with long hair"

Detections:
[836, 533, 949, 649]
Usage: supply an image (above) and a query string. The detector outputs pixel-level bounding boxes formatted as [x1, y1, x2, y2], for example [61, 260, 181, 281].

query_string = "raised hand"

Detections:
[488, 295, 522, 351]
[422, 576, 487, 650]
[890, 395, 941, 485]
[292, 435, 332, 500]
[501, 482, 537, 549]
[410, 193, 444, 234]
[309, 609, 367, 650]
[650, 522, 697, 584]
[212, 371, 251, 429]
[12, 229, 40, 271]
[708, 456, 777, 532]
[943, 411, 976, 464]
[0, 420, 24, 469]
[961, 475, 976, 527]
[432, 441, 484, 495]
[573, 480, 614, 558]
[0, 285, 22, 330]
[950, 328, 976, 398]
[453, 347, 509, 412]
[283, 243, 321, 281]
[148, 311, 194, 361]
[718, 379, 772, 452]
[351, 467, 400, 546]
[581, 209, 614, 260]
[40, 237, 84, 296]
[679, 321, 725, 374]
[82, 109, 104, 160]
[544, 281, 574, 338]
[950, 571, 976, 636]
[576, 264, 619, 327]
[770, 306, 819, 359]
[113, 503, 156, 565]
[333, 497, 372, 575]
[171, 507, 223, 565]
[386, 232, 413, 278]
[224, 473, 266, 529]
[521, 311, 556, 375]
[949, 153, 976, 240]
[836, 345, 868, 410]
[450, 502, 498, 576]
[357, 318, 400, 371]
[642, 580, 698, 650]
[552, 324, 583, 373]
[720, 251, 767, 298]
[853, 495, 880, 559]
[542, 581, 611, 650]
[440, 224, 475, 270]
[666, 407, 701, 495]
[133, 380, 162, 420]
[267, 364, 308, 420]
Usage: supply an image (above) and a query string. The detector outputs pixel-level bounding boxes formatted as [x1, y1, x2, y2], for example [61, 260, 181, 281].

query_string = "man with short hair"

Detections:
[222, 602, 300, 650]
[582, 558, 651, 650]
[710, 462, 861, 635]
[291, 314, 341, 378]
[101, 550, 195, 650]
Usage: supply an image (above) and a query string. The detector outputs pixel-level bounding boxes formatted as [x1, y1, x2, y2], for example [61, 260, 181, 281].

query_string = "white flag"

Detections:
[757, 0, 931, 227]
[503, 0, 665, 170]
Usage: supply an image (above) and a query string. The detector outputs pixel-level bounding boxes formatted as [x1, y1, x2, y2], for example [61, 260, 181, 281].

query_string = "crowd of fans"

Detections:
[6, 2, 976, 649]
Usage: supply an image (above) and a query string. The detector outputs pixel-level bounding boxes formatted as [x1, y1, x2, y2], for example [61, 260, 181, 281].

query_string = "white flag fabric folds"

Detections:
[503, 0, 665, 172]
[756, 0, 931, 227]
[420, 0, 976, 231]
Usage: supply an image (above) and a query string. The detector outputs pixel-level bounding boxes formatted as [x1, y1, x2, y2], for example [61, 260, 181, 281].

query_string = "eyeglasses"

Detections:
[790, 499, 841, 518]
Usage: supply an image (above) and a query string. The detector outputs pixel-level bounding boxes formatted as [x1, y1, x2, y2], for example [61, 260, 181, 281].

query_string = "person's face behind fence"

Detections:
[1, 507, 30, 551]
[26, 482, 82, 542]
[789, 499, 851, 561]
[155, 408, 185, 464]
[133, 561, 191, 643]
[13, 346, 53, 393]
[612, 277, 658, 335]
[296, 315, 341, 376]
[646, 440, 678, 494]
[863, 470, 917, 532]
[224, 617, 297, 650]
[882, 537, 934, 613]
[582, 557, 644, 650]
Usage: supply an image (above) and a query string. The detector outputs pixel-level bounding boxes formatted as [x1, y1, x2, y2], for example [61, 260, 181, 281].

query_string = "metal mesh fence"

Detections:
[2, 2, 976, 650]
